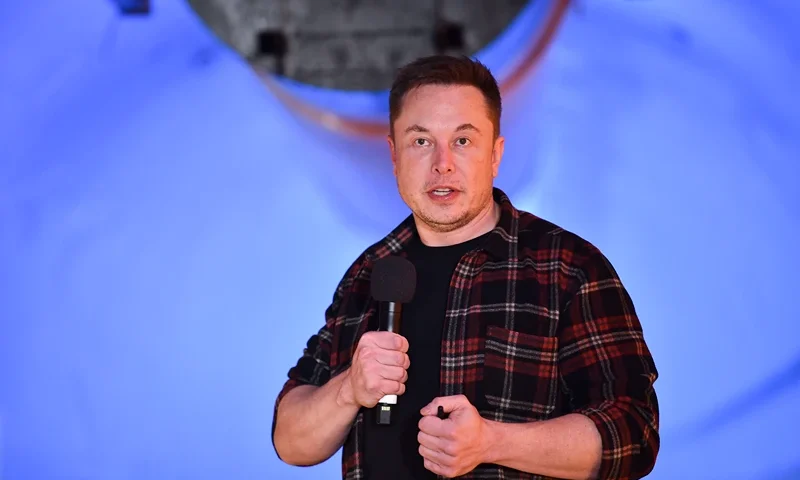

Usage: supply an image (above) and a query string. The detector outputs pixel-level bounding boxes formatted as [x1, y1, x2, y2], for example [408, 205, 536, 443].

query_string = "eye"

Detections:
[414, 138, 430, 147]
[455, 137, 471, 146]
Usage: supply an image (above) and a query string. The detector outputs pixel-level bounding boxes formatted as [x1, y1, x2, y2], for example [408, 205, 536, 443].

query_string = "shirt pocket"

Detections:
[481, 325, 560, 421]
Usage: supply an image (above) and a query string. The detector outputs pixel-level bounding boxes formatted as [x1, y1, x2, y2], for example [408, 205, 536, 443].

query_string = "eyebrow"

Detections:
[404, 123, 481, 135]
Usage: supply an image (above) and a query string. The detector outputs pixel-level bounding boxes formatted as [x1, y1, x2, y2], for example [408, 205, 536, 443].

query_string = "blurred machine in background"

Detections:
[184, 0, 568, 138]
[187, 0, 529, 90]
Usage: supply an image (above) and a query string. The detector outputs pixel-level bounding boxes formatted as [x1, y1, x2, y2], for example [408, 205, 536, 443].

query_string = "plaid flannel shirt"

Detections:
[273, 188, 659, 479]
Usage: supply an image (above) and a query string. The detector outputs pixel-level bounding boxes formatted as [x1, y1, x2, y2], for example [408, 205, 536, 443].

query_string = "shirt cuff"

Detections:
[577, 398, 657, 480]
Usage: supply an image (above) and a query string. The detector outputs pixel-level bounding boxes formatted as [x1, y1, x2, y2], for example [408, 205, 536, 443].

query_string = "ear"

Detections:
[387, 134, 398, 177]
[491, 136, 505, 178]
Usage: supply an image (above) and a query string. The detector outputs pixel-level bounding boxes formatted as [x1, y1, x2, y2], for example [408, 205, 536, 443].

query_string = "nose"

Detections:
[432, 145, 455, 174]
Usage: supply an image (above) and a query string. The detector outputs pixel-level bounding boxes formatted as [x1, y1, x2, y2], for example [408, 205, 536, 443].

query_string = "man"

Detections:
[272, 55, 659, 480]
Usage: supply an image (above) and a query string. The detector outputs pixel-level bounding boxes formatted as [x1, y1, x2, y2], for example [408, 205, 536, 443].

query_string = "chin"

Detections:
[418, 209, 471, 231]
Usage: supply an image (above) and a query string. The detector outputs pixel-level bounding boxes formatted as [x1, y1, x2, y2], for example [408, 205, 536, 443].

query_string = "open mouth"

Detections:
[431, 188, 454, 196]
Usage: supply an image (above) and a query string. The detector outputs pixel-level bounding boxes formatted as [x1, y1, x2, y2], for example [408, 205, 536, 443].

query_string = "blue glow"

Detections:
[0, 1, 798, 479]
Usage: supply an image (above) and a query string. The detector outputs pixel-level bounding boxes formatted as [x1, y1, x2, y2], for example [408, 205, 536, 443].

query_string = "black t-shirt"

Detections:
[362, 231, 491, 480]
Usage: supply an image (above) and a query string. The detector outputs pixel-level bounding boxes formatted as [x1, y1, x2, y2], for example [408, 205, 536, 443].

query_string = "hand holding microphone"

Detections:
[339, 256, 416, 424]
[341, 331, 410, 409]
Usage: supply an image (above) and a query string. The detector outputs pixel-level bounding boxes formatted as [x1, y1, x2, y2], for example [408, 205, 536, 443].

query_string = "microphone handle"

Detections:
[376, 301, 402, 425]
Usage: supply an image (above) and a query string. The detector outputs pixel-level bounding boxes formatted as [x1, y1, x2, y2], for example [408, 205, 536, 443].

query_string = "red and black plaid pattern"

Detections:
[274, 188, 659, 480]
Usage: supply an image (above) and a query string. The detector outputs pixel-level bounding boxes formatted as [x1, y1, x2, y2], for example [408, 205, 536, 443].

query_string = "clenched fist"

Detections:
[417, 395, 491, 478]
[337, 331, 410, 408]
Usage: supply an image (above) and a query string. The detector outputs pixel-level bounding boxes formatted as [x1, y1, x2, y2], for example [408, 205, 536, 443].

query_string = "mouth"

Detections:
[428, 186, 458, 197]
[426, 186, 460, 202]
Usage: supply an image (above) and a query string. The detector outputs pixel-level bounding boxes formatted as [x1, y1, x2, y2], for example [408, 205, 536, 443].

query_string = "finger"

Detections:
[369, 332, 409, 352]
[418, 415, 448, 437]
[380, 365, 408, 383]
[375, 349, 410, 368]
[419, 444, 455, 467]
[422, 457, 453, 478]
[394, 334, 409, 352]
[364, 373, 405, 398]
[421, 394, 469, 416]
[417, 430, 448, 452]
[356, 347, 408, 371]
[379, 379, 405, 396]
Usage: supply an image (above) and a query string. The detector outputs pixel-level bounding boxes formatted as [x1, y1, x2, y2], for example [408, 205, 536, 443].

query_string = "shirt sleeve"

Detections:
[558, 248, 660, 480]
[270, 259, 361, 459]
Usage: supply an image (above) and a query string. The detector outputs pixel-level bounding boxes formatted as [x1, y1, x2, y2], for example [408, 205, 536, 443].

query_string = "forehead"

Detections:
[397, 84, 492, 127]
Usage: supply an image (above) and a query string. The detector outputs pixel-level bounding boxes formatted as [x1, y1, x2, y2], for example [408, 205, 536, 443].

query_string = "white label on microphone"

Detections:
[378, 394, 397, 405]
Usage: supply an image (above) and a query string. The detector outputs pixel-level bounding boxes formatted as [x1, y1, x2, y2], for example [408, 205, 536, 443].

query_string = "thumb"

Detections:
[420, 395, 470, 416]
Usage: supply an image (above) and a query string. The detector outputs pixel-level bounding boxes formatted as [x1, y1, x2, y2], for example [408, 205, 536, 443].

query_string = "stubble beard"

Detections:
[416, 207, 473, 233]
[407, 187, 494, 234]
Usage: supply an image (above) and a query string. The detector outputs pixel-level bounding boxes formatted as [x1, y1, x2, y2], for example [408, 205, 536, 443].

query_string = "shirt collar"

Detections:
[366, 187, 519, 262]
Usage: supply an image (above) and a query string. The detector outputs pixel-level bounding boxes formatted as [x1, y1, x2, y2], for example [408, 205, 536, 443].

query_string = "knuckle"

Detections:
[355, 348, 370, 363]
[418, 416, 431, 432]
[444, 444, 458, 457]
[378, 331, 393, 341]
[365, 376, 379, 391]
[357, 333, 373, 346]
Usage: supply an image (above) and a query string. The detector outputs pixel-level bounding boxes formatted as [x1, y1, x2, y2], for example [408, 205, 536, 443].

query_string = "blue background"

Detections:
[1, 1, 798, 478]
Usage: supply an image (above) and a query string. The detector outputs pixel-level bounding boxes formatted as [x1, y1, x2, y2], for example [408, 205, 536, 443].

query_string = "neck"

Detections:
[416, 200, 500, 247]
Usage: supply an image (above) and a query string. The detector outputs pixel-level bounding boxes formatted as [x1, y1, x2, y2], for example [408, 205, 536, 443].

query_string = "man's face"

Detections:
[388, 84, 504, 234]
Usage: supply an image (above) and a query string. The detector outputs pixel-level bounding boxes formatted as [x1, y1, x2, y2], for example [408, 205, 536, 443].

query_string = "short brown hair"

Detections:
[389, 55, 502, 138]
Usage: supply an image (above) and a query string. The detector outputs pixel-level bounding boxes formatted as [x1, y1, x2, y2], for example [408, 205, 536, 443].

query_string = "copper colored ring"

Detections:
[256, 0, 571, 137]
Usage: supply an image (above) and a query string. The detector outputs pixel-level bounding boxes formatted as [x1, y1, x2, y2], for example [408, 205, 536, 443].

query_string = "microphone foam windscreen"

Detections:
[370, 256, 417, 303]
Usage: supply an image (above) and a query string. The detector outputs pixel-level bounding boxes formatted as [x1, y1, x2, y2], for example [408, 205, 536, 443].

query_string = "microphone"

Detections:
[369, 255, 416, 426]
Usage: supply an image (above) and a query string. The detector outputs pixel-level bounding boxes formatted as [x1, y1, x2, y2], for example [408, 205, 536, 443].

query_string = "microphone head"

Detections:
[370, 256, 416, 303]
